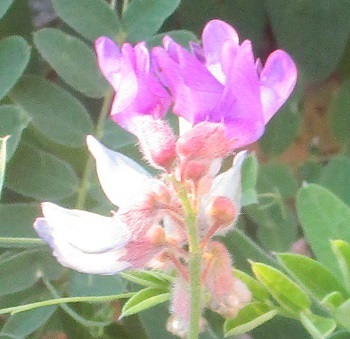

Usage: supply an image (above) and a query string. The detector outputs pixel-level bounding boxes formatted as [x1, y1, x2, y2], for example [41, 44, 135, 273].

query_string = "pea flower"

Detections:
[95, 37, 171, 135]
[152, 19, 297, 148]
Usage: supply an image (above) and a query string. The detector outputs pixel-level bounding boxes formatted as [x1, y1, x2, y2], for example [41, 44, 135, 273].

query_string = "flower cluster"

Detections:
[34, 19, 297, 337]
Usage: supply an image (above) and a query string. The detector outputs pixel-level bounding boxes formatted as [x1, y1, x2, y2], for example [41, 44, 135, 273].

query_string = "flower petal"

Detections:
[87, 135, 150, 207]
[35, 218, 131, 275]
[95, 37, 138, 112]
[210, 151, 248, 209]
[40, 202, 131, 253]
[202, 19, 239, 83]
[260, 50, 297, 123]
[153, 39, 222, 124]
[213, 41, 265, 147]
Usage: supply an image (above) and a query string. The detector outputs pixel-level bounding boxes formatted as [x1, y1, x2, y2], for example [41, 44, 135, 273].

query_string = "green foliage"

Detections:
[123, 0, 181, 42]
[51, 0, 122, 42]
[297, 184, 350, 275]
[1, 0, 350, 337]
[265, 1, 350, 80]
[33, 28, 109, 98]
[10, 75, 93, 147]
[0, 36, 30, 100]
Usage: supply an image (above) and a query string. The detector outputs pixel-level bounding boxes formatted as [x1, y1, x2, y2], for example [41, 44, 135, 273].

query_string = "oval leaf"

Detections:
[121, 288, 170, 317]
[6, 143, 79, 200]
[300, 312, 336, 338]
[233, 269, 269, 302]
[335, 299, 350, 330]
[123, 0, 180, 42]
[0, 105, 30, 160]
[51, 0, 122, 42]
[277, 253, 347, 301]
[224, 302, 278, 337]
[331, 240, 350, 291]
[266, 1, 350, 79]
[297, 184, 350, 275]
[0, 0, 14, 20]
[251, 262, 311, 314]
[0, 36, 31, 100]
[34, 28, 109, 98]
[10, 75, 93, 147]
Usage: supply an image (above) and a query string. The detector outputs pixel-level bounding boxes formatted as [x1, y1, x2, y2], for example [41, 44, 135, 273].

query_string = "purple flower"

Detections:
[152, 20, 297, 148]
[95, 37, 171, 134]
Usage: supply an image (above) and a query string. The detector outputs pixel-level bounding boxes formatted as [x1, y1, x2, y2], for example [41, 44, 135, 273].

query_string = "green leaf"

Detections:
[260, 99, 301, 156]
[10, 75, 93, 147]
[6, 143, 79, 200]
[0, 104, 30, 161]
[34, 28, 109, 98]
[0, 135, 9, 198]
[0, 203, 40, 238]
[233, 269, 269, 302]
[329, 80, 350, 144]
[331, 240, 350, 291]
[319, 156, 350, 205]
[224, 302, 278, 337]
[68, 271, 126, 297]
[247, 203, 298, 252]
[0, 36, 31, 100]
[241, 153, 258, 206]
[251, 262, 311, 314]
[1, 291, 57, 339]
[334, 299, 350, 330]
[265, 1, 350, 79]
[121, 270, 173, 288]
[147, 30, 198, 48]
[121, 288, 170, 317]
[300, 312, 336, 338]
[321, 291, 345, 310]
[101, 118, 136, 150]
[257, 163, 298, 199]
[0, 0, 14, 20]
[296, 184, 350, 275]
[222, 228, 275, 272]
[51, 0, 122, 42]
[277, 253, 346, 302]
[123, 0, 180, 42]
[299, 160, 323, 184]
[0, 249, 64, 296]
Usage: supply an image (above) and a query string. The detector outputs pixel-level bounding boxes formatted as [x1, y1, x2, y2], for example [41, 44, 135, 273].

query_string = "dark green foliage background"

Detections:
[1, 0, 350, 338]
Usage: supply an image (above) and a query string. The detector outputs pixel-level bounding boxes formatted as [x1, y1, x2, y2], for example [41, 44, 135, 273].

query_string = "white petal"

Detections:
[41, 202, 131, 253]
[209, 151, 248, 209]
[53, 239, 131, 275]
[86, 135, 151, 207]
[34, 216, 131, 275]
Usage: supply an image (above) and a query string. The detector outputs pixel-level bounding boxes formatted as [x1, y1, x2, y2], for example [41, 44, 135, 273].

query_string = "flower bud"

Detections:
[208, 196, 236, 227]
[176, 122, 234, 160]
[204, 242, 251, 318]
[132, 115, 177, 171]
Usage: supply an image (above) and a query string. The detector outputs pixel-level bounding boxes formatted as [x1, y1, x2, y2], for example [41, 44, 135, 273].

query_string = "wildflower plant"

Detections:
[3, 1, 350, 339]
[33, 19, 297, 338]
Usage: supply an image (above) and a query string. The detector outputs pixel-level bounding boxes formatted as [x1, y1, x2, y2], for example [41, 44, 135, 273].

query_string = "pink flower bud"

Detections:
[167, 277, 206, 338]
[204, 242, 251, 318]
[208, 196, 237, 227]
[176, 122, 234, 160]
[132, 115, 177, 171]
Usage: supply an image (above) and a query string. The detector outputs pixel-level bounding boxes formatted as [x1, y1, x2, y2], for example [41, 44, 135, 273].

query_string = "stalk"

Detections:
[178, 184, 202, 339]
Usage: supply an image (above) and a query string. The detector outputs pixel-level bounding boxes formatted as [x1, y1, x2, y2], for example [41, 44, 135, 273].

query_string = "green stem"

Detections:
[178, 184, 202, 339]
[75, 89, 114, 209]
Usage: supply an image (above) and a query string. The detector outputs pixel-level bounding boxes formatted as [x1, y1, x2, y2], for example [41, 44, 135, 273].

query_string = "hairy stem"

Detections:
[179, 184, 202, 339]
